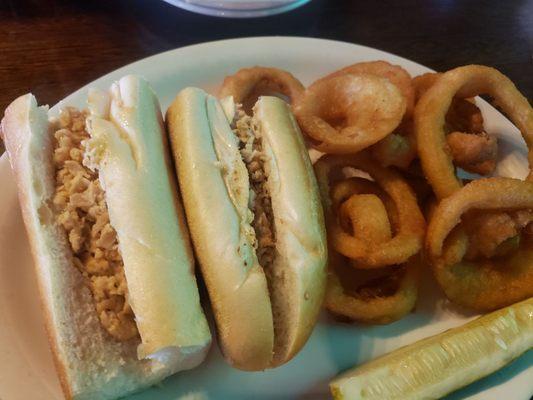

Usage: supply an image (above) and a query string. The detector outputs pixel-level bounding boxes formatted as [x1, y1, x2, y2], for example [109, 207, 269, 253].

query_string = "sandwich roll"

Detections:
[1, 76, 211, 400]
[166, 89, 327, 370]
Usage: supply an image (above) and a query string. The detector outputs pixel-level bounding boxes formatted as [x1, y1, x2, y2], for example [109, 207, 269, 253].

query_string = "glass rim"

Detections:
[161, 0, 311, 18]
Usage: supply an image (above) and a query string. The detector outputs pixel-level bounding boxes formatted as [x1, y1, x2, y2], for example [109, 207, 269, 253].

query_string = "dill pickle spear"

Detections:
[330, 298, 533, 400]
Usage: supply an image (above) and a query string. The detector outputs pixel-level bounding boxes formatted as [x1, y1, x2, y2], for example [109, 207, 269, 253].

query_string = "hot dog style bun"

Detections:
[166, 89, 327, 371]
[1, 76, 211, 400]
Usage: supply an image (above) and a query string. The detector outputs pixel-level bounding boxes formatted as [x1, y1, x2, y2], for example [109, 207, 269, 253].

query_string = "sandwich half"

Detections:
[1, 76, 211, 400]
[166, 89, 327, 371]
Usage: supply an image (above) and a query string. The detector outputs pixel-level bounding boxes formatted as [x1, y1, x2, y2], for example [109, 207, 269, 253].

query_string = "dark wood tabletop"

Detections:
[0, 0, 531, 136]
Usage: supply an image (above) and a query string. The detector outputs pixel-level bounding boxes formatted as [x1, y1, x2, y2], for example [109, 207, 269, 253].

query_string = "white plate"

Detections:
[0, 37, 531, 400]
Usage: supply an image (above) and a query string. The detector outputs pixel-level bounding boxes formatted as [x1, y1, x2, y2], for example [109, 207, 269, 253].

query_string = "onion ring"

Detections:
[427, 177, 533, 311]
[447, 131, 497, 175]
[414, 72, 485, 134]
[321, 62, 417, 168]
[320, 61, 415, 116]
[315, 154, 425, 268]
[413, 72, 440, 101]
[322, 176, 420, 324]
[320, 174, 420, 323]
[463, 210, 532, 259]
[415, 65, 533, 199]
[325, 253, 420, 324]
[411, 72, 497, 175]
[218, 66, 304, 110]
[340, 194, 392, 244]
[370, 120, 418, 169]
[294, 74, 406, 154]
[331, 177, 399, 230]
[414, 72, 497, 175]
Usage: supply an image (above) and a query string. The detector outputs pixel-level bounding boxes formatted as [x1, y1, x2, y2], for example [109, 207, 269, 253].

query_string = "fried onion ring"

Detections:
[415, 65, 533, 199]
[313, 61, 415, 160]
[463, 210, 532, 259]
[413, 72, 440, 100]
[339, 194, 392, 244]
[294, 75, 406, 154]
[414, 72, 499, 175]
[316, 156, 423, 323]
[427, 177, 533, 311]
[325, 253, 420, 324]
[412, 72, 499, 175]
[370, 120, 418, 169]
[218, 66, 304, 111]
[371, 71, 491, 171]
[414, 72, 485, 134]
[321, 60, 415, 116]
[447, 131, 498, 175]
[331, 177, 399, 230]
[315, 154, 425, 268]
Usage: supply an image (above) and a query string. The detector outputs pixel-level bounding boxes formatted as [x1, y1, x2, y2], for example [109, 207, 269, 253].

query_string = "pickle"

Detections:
[330, 298, 533, 399]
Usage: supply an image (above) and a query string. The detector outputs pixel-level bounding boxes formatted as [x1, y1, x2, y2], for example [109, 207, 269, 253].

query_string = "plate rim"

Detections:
[55, 36, 436, 104]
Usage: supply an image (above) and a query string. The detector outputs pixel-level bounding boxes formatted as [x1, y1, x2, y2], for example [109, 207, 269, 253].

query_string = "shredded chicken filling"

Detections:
[52, 107, 138, 341]
[234, 111, 276, 269]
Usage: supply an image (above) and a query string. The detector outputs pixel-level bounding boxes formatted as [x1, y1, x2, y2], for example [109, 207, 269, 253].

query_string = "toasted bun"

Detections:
[86, 76, 211, 360]
[1, 77, 211, 400]
[166, 88, 274, 370]
[166, 89, 327, 370]
[254, 96, 327, 366]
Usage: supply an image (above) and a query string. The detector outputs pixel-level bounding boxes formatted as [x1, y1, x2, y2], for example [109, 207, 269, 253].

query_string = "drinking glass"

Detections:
[162, 0, 311, 18]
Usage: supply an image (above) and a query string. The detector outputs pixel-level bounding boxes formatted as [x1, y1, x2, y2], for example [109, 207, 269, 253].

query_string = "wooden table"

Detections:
[0, 0, 531, 153]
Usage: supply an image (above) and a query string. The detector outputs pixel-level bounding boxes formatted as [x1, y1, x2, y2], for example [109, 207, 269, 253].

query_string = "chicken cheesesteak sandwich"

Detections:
[0, 76, 211, 400]
[166, 89, 328, 371]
